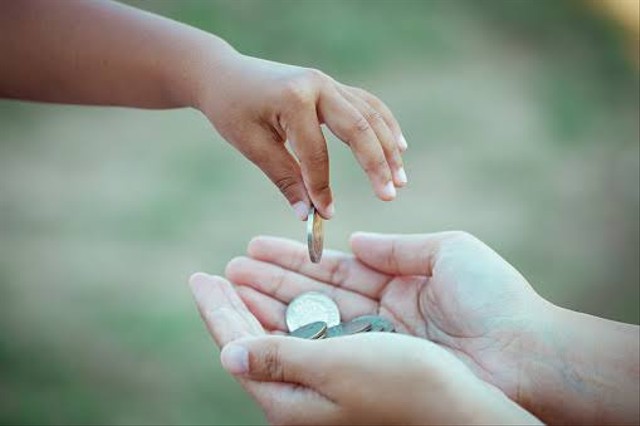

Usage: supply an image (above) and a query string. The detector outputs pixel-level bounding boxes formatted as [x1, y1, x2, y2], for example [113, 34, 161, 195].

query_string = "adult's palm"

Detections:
[225, 231, 549, 405]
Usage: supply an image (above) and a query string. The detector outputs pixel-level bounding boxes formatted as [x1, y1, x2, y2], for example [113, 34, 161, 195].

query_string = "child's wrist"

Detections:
[164, 32, 239, 110]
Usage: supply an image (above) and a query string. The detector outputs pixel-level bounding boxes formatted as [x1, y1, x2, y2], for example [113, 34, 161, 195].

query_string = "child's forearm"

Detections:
[0, 0, 231, 109]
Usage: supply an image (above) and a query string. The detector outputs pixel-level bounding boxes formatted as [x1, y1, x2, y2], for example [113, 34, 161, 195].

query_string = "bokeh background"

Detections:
[1, 0, 638, 424]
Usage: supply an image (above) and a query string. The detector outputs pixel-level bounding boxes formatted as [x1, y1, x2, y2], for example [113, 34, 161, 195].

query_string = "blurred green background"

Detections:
[1, 0, 638, 424]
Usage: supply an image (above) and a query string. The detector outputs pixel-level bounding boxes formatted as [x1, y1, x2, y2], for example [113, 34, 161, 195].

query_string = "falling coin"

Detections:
[306, 206, 323, 263]
[285, 291, 340, 332]
[289, 321, 328, 339]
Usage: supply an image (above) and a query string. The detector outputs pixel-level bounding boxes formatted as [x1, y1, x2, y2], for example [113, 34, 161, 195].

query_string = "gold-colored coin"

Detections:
[306, 206, 324, 263]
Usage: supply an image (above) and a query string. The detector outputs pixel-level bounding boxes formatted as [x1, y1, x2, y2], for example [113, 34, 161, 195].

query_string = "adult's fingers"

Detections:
[349, 232, 449, 277]
[235, 127, 310, 221]
[246, 235, 390, 299]
[318, 88, 396, 201]
[225, 256, 377, 319]
[338, 87, 407, 188]
[235, 285, 288, 332]
[188, 273, 265, 347]
[284, 106, 334, 219]
[346, 85, 407, 151]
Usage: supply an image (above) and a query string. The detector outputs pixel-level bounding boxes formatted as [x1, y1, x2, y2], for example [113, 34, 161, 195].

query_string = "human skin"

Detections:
[189, 273, 541, 425]
[211, 232, 639, 425]
[0, 0, 407, 220]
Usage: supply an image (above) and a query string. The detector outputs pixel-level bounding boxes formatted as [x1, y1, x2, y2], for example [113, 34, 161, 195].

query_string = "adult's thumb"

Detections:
[349, 232, 442, 276]
[220, 335, 318, 384]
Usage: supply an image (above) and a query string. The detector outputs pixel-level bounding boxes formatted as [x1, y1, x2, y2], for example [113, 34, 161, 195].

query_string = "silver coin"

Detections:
[369, 316, 396, 332]
[289, 321, 328, 339]
[348, 314, 395, 332]
[341, 316, 374, 335]
[285, 291, 340, 332]
[325, 324, 344, 338]
[306, 206, 323, 263]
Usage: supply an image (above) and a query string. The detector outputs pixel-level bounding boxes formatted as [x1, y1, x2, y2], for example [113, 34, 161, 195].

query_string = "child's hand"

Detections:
[1, 1, 406, 220]
[194, 52, 408, 219]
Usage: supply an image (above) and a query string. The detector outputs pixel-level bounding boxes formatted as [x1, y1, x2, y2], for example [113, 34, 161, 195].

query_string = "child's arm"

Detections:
[0, 0, 216, 108]
[1, 0, 407, 218]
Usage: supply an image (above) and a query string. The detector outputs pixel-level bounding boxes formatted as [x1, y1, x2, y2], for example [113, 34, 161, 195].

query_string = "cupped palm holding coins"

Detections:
[287, 291, 395, 339]
[191, 232, 552, 425]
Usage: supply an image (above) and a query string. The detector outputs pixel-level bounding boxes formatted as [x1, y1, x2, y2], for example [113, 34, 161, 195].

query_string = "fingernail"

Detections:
[381, 181, 396, 200]
[396, 167, 408, 186]
[221, 344, 249, 375]
[399, 134, 408, 151]
[326, 202, 335, 218]
[292, 201, 308, 221]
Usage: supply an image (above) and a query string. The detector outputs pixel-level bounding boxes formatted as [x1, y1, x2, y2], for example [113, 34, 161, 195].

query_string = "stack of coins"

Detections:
[285, 291, 395, 339]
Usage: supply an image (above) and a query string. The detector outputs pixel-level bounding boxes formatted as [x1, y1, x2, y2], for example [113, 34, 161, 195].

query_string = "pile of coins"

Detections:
[286, 291, 395, 339]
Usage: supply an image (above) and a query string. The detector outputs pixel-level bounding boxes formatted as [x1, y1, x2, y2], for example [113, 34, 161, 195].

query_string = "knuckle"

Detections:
[309, 178, 330, 196]
[282, 80, 313, 106]
[272, 269, 288, 300]
[352, 116, 371, 134]
[262, 346, 285, 381]
[328, 258, 349, 287]
[304, 68, 328, 84]
[366, 93, 384, 110]
[378, 134, 400, 158]
[389, 150, 403, 168]
[387, 238, 401, 273]
[364, 156, 389, 176]
[304, 148, 328, 169]
[272, 174, 300, 197]
[352, 85, 383, 107]
[363, 108, 384, 124]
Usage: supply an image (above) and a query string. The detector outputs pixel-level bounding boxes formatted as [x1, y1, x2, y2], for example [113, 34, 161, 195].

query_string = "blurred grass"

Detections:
[0, 1, 638, 424]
